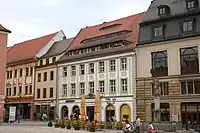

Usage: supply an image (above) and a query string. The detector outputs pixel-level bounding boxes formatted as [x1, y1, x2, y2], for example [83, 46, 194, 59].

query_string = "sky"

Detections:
[0, 0, 150, 46]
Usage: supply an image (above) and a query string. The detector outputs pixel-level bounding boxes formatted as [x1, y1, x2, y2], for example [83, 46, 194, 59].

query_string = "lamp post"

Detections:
[106, 97, 116, 121]
[18, 93, 22, 123]
[150, 69, 161, 123]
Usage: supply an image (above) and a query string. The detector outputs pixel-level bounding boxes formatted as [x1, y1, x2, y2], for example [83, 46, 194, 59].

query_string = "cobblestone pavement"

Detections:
[0, 126, 118, 133]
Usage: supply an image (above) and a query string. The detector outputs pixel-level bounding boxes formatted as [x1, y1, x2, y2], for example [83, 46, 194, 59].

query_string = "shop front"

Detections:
[181, 102, 200, 130]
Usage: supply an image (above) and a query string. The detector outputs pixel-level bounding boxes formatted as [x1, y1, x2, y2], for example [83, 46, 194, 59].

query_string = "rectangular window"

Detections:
[110, 60, 116, 71]
[121, 58, 127, 70]
[151, 51, 168, 77]
[26, 68, 29, 76]
[183, 20, 193, 32]
[50, 87, 53, 98]
[10, 70, 12, 79]
[37, 89, 40, 98]
[13, 87, 16, 96]
[46, 58, 49, 65]
[29, 85, 32, 95]
[52, 57, 56, 63]
[9, 88, 11, 96]
[14, 70, 17, 78]
[89, 63, 94, 74]
[50, 71, 54, 80]
[121, 79, 128, 92]
[152, 82, 169, 96]
[30, 67, 33, 76]
[20, 69, 23, 77]
[180, 46, 198, 75]
[43, 88, 46, 98]
[159, 7, 166, 15]
[71, 66, 76, 76]
[89, 82, 94, 94]
[80, 64, 85, 75]
[44, 72, 47, 81]
[19, 86, 22, 95]
[71, 83, 76, 96]
[7, 71, 9, 79]
[80, 83, 85, 95]
[187, 0, 195, 9]
[63, 67, 67, 77]
[63, 84, 67, 96]
[99, 61, 105, 73]
[25, 86, 28, 95]
[181, 80, 200, 95]
[40, 60, 43, 66]
[38, 73, 41, 82]
[6, 88, 9, 96]
[154, 26, 163, 37]
[99, 81, 105, 93]
[110, 80, 116, 93]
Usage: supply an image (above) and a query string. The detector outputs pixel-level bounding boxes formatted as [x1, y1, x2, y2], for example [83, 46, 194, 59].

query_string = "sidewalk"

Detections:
[0, 120, 49, 126]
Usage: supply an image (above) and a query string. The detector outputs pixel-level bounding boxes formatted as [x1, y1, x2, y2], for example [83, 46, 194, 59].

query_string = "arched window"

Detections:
[61, 106, 68, 119]
[151, 51, 168, 76]
[180, 46, 199, 74]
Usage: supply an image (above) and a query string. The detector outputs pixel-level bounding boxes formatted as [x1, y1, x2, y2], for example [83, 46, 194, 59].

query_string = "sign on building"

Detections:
[9, 106, 16, 122]
[172, 112, 178, 122]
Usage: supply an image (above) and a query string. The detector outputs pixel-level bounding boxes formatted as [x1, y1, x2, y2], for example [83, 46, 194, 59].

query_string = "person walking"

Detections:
[135, 116, 141, 133]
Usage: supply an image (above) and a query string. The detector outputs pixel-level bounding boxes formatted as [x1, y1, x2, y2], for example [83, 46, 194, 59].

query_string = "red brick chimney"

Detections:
[0, 24, 11, 122]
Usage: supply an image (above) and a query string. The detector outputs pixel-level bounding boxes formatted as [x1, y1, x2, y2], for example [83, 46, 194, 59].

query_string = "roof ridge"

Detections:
[82, 12, 145, 29]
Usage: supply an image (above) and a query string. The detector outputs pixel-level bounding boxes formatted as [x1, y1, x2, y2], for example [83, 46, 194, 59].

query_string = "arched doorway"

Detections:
[106, 105, 115, 121]
[71, 105, 80, 120]
[120, 104, 131, 121]
[61, 106, 68, 119]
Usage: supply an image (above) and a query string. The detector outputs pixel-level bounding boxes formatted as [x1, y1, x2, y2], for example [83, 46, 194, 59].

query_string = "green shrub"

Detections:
[73, 120, 81, 130]
[66, 120, 71, 129]
[89, 122, 96, 132]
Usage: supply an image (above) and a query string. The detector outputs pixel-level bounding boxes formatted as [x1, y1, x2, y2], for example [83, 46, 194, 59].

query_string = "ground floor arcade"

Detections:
[59, 96, 136, 122]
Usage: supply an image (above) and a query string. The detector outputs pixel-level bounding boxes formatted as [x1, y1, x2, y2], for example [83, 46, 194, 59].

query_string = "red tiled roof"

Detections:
[68, 12, 144, 50]
[7, 32, 57, 64]
[0, 24, 11, 33]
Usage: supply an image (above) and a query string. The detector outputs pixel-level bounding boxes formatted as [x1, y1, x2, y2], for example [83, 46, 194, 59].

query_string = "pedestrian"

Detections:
[135, 116, 141, 133]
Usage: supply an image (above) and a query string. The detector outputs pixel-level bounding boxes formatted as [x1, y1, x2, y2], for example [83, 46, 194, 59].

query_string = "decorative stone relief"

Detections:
[13, 78, 17, 84]
[71, 77, 75, 82]
[18, 77, 22, 84]
[121, 71, 127, 77]
[63, 77, 67, 83]
[99, 73, 105, 79]
[89, 74, 94, 81]
[80, 75, 85, 81]
[26, 76, 32, 84]
[109, 72, 116, 78]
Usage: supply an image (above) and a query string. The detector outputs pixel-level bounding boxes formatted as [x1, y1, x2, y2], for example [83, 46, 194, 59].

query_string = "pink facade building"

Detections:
[0, 24, 11, 122]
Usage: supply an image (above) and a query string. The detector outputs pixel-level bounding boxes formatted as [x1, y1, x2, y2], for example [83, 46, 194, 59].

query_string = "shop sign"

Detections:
[9, 106, 16, 122]
[65, 99, 75, 103]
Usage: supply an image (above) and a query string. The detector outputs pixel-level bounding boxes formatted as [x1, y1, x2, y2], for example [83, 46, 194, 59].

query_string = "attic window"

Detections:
[186, 0, 198, 9]
[158, 5, 170, 16]
[99, 24, 121, 30]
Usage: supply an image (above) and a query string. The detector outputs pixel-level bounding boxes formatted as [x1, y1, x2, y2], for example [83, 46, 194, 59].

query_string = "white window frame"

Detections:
[110, 60, 116, 71]
[187, 1, 195, 9]
[71, 83, 76, 96]
[110, 80, 116, 93]
[99, 61, 105, 73]
[63, 67, 67, 77]
[63, 84, 67, 96]
[71, 66, 76, 76]
[80, 64, 85, 75]
[121, 79, 128, 92]
[80, 83, 85, 95]
[99, 81, 105, 93]
[89, 63, 94, 74]
[121, 58, 127, 70]
[89, 82, 94, 94]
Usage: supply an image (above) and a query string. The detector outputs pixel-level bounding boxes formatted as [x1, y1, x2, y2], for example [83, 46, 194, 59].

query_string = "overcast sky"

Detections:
[0, 0, 150, 46]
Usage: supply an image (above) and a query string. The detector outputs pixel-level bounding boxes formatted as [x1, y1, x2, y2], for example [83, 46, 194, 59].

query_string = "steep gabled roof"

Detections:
[42, 37, 74, 58]
[7, 32, 57, 64]
[68, 12, 144, 50]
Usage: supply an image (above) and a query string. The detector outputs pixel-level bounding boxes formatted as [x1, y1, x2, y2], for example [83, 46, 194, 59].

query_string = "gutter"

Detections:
[55, 64, 59, 118]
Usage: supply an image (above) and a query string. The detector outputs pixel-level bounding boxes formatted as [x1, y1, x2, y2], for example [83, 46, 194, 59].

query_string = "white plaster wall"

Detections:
[136, 36, 200, 78]
[36, 31, 65, 58]
[58, 52, 136, 121]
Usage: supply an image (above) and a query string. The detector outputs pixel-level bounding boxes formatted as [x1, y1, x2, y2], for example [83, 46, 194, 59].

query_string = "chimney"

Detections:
[0, 24, 11, 122]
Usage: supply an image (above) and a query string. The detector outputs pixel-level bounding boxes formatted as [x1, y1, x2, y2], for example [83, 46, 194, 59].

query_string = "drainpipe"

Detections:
[133, 48, 137, 121]
[55, 64, 59, 119]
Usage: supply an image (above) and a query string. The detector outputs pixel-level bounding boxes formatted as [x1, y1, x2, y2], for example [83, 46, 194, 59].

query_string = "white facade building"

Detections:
[57, 52, 136, 122]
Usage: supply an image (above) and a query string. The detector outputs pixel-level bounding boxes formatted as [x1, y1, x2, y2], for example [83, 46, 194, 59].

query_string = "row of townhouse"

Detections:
[3, 0, 200, 130]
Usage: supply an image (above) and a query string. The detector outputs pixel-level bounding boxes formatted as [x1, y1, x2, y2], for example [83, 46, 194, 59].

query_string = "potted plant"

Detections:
[66, 120, 71, 129]
[89, 122, 96, 132]
[117, 121, 123, 130]
[60, 120, 65, 128]
[99, 121, 105, 130]
[106, 121, 112, 130]
[54, 119, 60, 128]
[74, 120, 81, 130]
[48, 120, 53, 127]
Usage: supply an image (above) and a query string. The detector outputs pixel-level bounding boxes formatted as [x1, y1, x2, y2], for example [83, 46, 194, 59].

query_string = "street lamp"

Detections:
[150, 69, 161, 123]
[18, 93, 22, 123]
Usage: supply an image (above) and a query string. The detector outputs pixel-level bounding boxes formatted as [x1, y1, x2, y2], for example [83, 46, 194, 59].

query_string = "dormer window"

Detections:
[158, 5, 170, 16]
[153, 25, 164, 37]
[186, 0, 198, 9]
